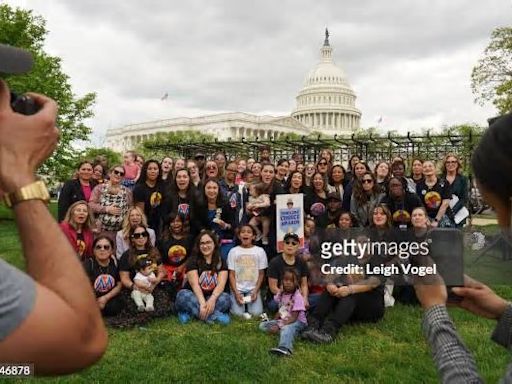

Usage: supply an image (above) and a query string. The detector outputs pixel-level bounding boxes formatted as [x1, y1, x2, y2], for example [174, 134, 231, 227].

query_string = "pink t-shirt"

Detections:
[82, 184, 92, 202]
[124, 163, 139, 180]
[274, 289, 307, 325]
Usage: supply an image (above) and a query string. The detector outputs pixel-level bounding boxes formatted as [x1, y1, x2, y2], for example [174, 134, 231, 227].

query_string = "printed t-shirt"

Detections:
[416, 179, 451, 219]
[275, 289, 307, 324]
[184, 256, 228, 296]
[267, 254, 309, 288]
[227, 245, 268, 292]
[83, 257, 120, 298]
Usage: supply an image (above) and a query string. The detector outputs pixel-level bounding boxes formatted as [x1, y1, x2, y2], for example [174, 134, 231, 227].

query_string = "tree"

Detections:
[80, 147, 122, 168]
[471, 27, 512, 115]
[0, 4, 96, 179]
[139, 130, 216, 159]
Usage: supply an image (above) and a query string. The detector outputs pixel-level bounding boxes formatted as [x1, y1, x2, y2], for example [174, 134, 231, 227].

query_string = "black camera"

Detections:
[10, 92, 40, 115]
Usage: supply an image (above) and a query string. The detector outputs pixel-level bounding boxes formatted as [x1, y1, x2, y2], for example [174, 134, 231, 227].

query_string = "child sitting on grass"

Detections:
[259, 268, 307, 357]
[131, 257, 157, 312]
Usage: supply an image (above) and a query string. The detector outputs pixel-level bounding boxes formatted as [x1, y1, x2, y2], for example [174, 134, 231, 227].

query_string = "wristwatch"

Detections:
[2, 180, 50, 208]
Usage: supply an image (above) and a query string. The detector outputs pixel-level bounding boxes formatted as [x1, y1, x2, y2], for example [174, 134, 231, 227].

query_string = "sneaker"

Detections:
[145, 305, 155, 312]
[178, 312, 191, 324]
[242, 312, 252, 320]
[308, 329, 334, 344]
[137, 305, 145, 312]
[269, 346, 292, 357]
[301, 327, 317, 341]
[262, 236, 269, 245]
[213, 311, 231, 325]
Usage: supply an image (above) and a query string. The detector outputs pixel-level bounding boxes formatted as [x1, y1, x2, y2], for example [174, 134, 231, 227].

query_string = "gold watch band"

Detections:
[3, 180, 51, 208]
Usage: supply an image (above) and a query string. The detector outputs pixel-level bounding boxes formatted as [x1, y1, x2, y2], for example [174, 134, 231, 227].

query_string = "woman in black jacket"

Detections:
[196, 178, 237, 261]
[58, 160, 97, 222]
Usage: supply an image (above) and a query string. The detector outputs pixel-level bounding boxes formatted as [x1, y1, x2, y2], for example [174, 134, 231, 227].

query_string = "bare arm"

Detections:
[252, 270, 265, 296]
[0, 84, 107, 374]
[88, 184, 105, 214]
[0, 200, 107, 374]
[435, 199, 450, 222]
[268, 277, 280, 295]
[300, 276, 309, 307]
[187, 270, 207, 306]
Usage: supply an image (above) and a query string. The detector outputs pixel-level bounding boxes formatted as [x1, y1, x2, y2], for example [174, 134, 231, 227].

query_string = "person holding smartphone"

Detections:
[415, 113, 512, 382]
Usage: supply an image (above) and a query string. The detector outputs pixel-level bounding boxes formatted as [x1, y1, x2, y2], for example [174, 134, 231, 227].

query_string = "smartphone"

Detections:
[428, 228, 464, 302]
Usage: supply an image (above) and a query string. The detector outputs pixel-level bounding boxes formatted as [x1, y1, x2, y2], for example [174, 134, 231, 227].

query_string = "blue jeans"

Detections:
[230, 290, 263, 317]
[259, 320, 306, 352]
[175, 289, 231, 321]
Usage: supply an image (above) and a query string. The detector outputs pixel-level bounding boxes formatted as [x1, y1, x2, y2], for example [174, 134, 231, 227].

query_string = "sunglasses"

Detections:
[318, 162, 328, 166]
[284, 240, 299, 246]
[113, 169, 125, 176]
[95, 244, 111, 250]
[207, 165, 218, 170]
[445, 160, 457, 164]
[362, 179, 373, 184]
[131, 232, 148, 239]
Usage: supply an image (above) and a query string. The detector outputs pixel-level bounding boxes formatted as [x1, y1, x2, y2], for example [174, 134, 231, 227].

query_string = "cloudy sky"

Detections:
[7, 0, 511, 144]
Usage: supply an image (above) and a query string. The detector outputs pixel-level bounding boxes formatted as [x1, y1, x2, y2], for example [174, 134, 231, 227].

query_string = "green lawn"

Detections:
[1, 205, 511, 383]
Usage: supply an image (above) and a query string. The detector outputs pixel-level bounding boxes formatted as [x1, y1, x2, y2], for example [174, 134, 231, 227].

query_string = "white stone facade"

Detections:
[106, 29, 361, 152]
[106, 113, 309, 153]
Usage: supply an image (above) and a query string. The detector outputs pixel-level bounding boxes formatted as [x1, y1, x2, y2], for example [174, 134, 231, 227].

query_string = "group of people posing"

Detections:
[55, 147, 469, 356]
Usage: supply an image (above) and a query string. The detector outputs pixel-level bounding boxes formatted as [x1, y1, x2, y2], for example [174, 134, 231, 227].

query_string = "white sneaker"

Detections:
[145, 305, 155, 312]
[262, 237, 269, 245]
[242, 312, 252, 320]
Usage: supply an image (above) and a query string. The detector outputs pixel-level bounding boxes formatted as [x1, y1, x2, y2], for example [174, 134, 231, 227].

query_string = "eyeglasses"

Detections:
[200, 240, 214, 245]
[284, 240, 299, 246]
[445, 160, 457, 164]
[95, 244, 111, 250]
[131, 232, 148, 239]
[362, 179, 373, 184]
[113, 169, 125, 176]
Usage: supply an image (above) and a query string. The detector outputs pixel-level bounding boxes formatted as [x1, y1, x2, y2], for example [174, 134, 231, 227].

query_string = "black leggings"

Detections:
[309, 289, 385, 337]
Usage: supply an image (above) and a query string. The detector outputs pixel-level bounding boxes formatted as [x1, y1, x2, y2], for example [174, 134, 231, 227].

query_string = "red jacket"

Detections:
[59, 222, 94, 259]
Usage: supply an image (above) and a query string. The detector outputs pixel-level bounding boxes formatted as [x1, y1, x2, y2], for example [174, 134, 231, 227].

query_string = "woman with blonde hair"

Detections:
[115, 206, 156, 259]
[89, 164, 133, 236]
[441, 153, 469, 227]
[59, 200, 95, 259]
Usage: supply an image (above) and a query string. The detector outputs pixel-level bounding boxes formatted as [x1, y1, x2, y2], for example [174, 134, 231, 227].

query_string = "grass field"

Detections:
[1, 205, 511, 383]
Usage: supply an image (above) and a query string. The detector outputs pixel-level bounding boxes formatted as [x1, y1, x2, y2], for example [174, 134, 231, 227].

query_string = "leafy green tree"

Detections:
[140, 130, 216, 159]
[0, 4, 96, 178]
[80, 147, 122, 168]
[471, 27, 512, 114]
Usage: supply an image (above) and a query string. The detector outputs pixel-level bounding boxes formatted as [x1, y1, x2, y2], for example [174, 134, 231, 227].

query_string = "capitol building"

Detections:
[106, 30, 362, 152]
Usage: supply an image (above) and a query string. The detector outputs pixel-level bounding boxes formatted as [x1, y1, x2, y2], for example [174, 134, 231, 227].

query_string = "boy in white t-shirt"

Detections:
[227, 224, 268, 319]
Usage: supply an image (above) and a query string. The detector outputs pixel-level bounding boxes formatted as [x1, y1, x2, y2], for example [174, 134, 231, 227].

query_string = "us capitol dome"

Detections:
[291, 28, 361, 133]
[106, 29, 362, 152]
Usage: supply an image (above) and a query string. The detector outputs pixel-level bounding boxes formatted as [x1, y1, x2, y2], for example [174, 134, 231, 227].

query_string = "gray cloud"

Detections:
[6, 0, 510, 140]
